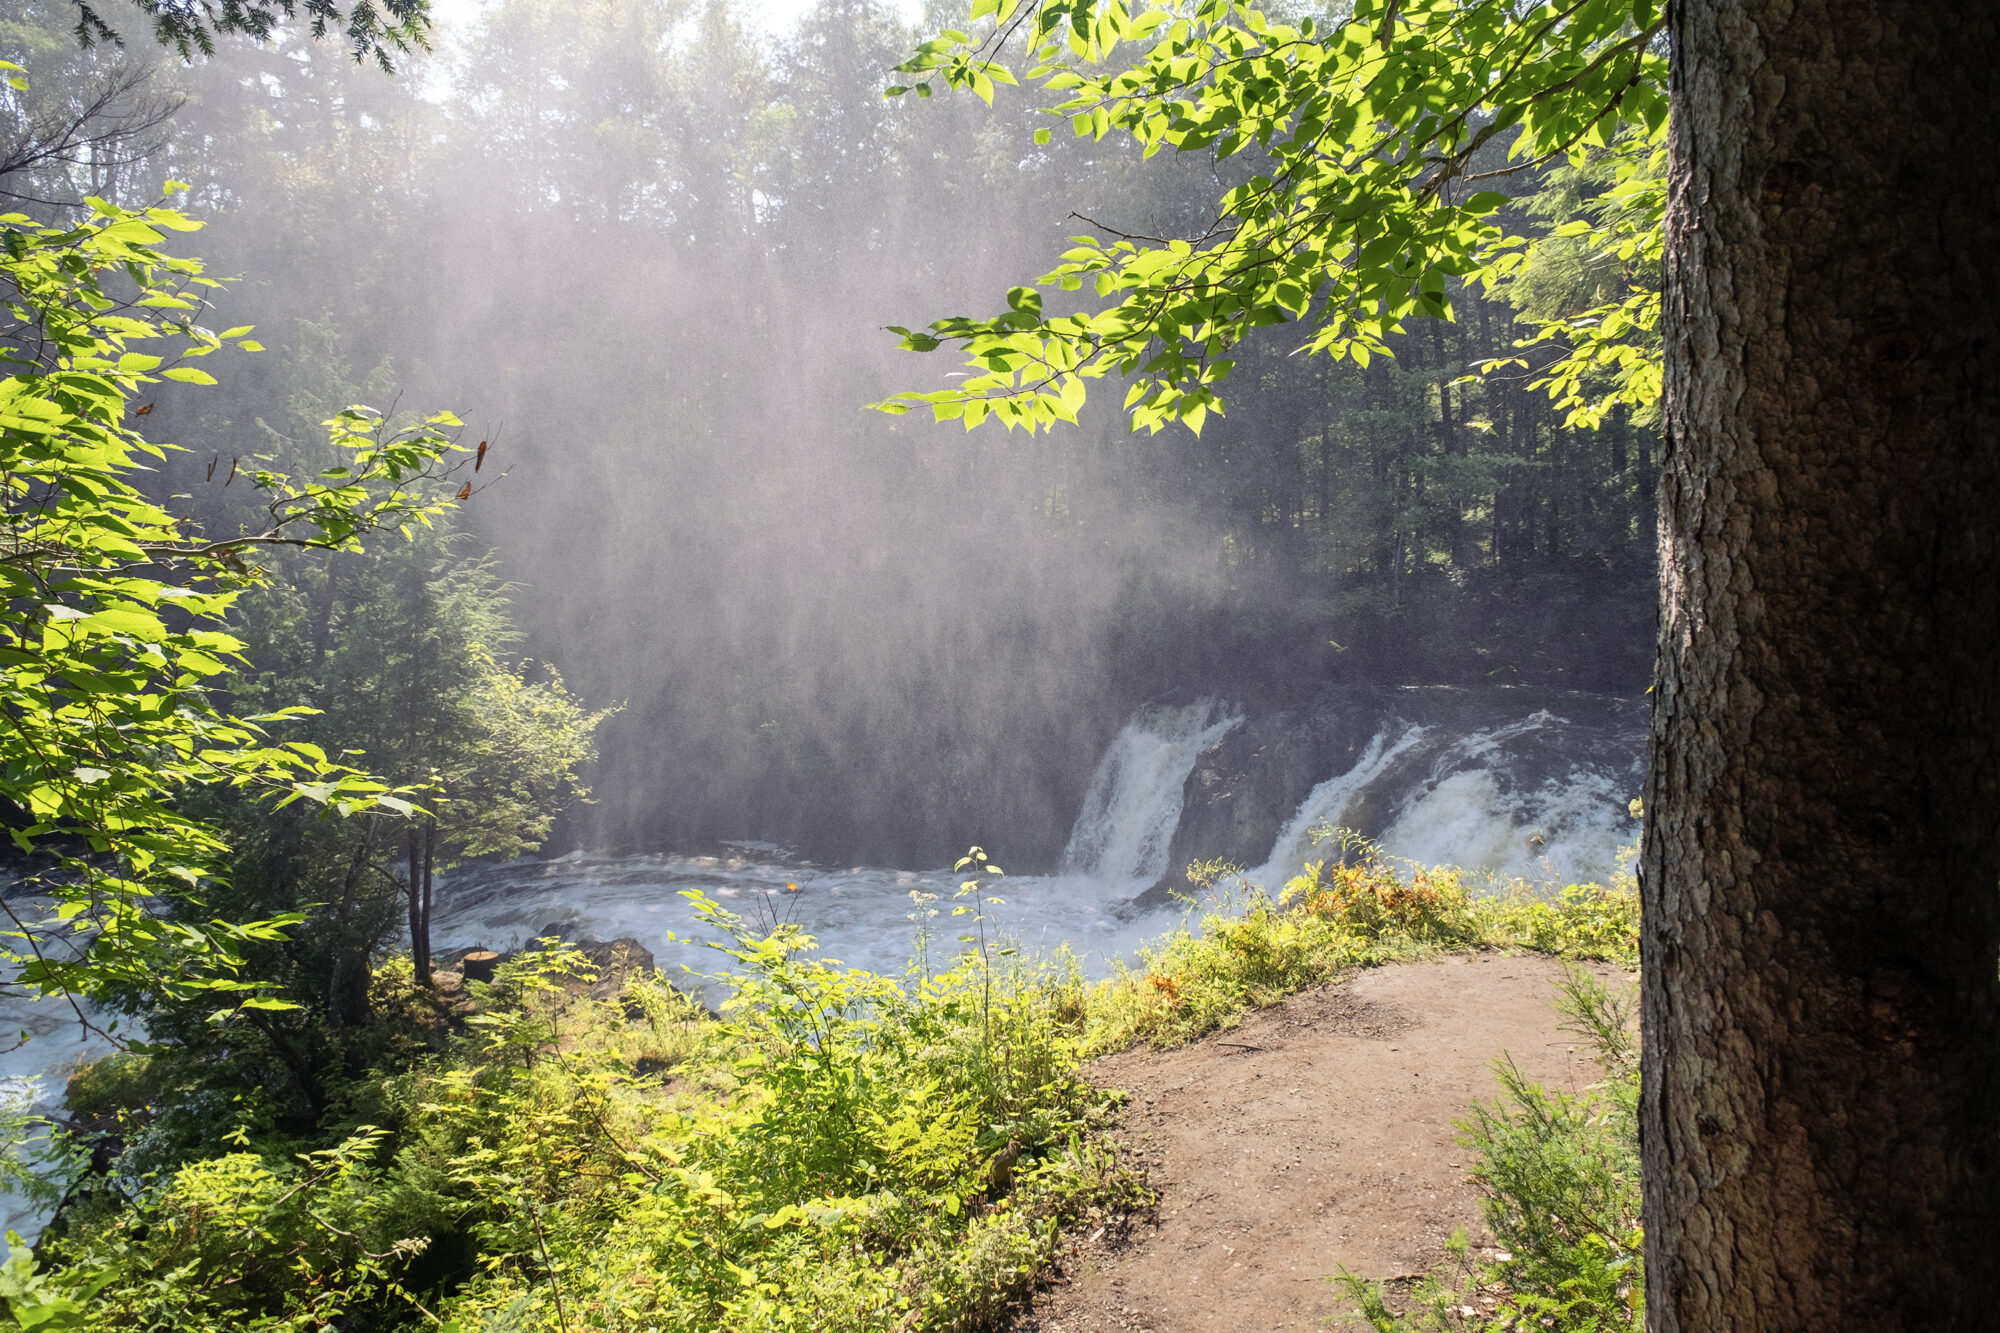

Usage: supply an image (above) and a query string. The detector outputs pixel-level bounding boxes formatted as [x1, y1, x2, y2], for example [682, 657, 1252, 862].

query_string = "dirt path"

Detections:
[1017, 954, 1630, 1333]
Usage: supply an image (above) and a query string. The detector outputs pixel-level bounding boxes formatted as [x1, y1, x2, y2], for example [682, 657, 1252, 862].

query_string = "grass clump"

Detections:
[1086, 887, 1379, 1052]
[1470, 882, 1641, 961]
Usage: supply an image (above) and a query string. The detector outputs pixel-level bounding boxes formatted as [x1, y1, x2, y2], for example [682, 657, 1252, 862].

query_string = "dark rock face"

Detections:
[523, 922, 658, 1002]
[527, 921, 658, 979]
[1143, 686, 1390, 906]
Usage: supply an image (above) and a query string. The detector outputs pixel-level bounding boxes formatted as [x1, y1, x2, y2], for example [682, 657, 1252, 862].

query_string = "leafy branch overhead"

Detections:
[873, 0, 1665, 434]
[67, 0, 432, 69]
[0, 191, 469, 1016]
[1477, 123, 1663, 430]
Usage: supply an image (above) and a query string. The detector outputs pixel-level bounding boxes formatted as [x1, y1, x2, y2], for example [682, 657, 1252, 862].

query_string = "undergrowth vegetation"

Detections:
[4, 840, 1639, 1332]
[1091, 834, 1637, 1052]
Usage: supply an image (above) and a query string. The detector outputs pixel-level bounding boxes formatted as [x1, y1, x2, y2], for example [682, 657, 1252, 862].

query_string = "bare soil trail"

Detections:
[1016, 954, 1630, 1333]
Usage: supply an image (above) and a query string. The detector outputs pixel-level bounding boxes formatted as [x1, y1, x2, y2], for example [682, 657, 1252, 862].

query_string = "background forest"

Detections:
[2, 0, 1654, 870]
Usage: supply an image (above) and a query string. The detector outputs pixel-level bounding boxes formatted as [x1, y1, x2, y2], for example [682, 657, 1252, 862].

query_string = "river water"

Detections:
[2, 694, 1643, 1239]
[429, 696, 1642, 986]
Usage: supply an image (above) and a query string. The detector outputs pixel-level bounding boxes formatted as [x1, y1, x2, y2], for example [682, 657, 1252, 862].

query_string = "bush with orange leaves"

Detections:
[1279, 852, 1480, 946]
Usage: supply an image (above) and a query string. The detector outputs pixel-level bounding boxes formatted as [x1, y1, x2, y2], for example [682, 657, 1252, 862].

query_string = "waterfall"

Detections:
[1245, 708, 1641, 891]
[1378, 711, 1638, 887]
[1059, 700, 1244, 885]
[1248, 720, 1429, 888]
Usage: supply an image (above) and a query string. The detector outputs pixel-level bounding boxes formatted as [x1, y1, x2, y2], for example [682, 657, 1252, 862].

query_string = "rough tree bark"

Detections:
[1643, 2, 2000, 1328]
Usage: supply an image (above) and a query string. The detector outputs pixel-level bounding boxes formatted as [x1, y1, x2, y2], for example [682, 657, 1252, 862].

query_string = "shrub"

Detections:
[35, 1128, 425, 1332]
[408, 883, 1141, 1332]
[1283, 843, 1482, 946]
[17, 840, 1640, 1332]
[1337, 967, 1643, 1332]
[1083, 833, 1638, 1055]
[1471, 882, 1640, 961]
[1085, 894, 1375, 1052]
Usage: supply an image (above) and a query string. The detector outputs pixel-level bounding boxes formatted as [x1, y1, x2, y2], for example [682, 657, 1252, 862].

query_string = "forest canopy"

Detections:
[878, 0, 1664, 438]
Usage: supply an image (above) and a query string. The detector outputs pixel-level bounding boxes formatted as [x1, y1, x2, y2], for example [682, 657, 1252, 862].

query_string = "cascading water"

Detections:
[1060, 700, 1243, 885]
[427, 699, 1245, 987]
[1247, 708, 1643, 890]
[1376, 767, 1633, 885]
[1247, 720, 1429, 888]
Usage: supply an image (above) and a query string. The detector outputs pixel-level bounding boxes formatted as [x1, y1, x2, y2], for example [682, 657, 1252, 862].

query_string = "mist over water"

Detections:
[52, 0, 1648, 876]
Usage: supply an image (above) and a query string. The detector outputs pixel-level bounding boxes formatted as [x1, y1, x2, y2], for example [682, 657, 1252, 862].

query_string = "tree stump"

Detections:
[460, 950, 501, 984]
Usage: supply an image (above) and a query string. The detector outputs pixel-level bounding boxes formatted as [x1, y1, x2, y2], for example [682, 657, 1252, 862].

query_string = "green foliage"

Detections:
[62, 309, 617, 1139]
[1471, 881, 1640, 961]
[1085, 835, 1638, 1053]
[0, 1243, 108, 1330]
[233, 524, 614, 861]
[1280, 836, 1488, 944]
[14, 824, 1648, 1332]
[878, 0, 1666, 434]
[1087, 886, 1375, 1051]
[164, 310, 617, 1053]
[1479, 124, 1665, 429]
[37, 1129, 427, 1332]
[57, 1050, 153, 1120]
[0, 195, 465, 1017]
[25, 870, 1143, 1333]
[66, 0, 431, 69]
[427, 886, 1130, 1332]
[1337, 967, 1642, 1332]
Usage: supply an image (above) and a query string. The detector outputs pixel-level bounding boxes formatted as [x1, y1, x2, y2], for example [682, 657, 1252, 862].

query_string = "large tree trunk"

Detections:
[1643, 3, 2000, 1328]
